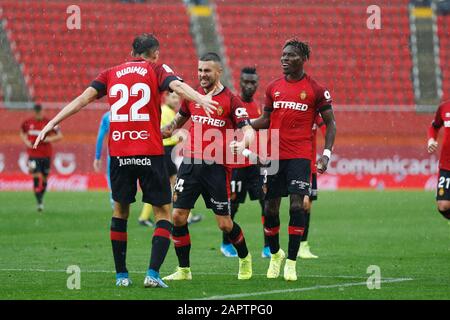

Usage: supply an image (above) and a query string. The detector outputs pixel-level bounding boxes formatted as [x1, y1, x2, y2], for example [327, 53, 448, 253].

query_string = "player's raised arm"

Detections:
[168, 79, 217, 118]
[317, 108, 336, 174]
[33, 87, 98, 148]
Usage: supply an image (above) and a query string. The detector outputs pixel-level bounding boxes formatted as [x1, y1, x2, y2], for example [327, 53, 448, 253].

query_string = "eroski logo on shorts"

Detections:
[118, 157, 152, 167]
[112, 130, 149, 141]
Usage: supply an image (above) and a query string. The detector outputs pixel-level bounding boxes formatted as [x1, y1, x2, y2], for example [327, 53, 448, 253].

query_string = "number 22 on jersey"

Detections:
[110, 83, 151, 122]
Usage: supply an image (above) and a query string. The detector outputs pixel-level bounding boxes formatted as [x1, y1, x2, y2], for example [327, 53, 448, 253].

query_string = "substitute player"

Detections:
[251, 39, 336, 281]
[298, 114, 326, 259]
[220, 67, 271, 258]
[20, 103, 63, 212]
[34, 33, 217, 288]
[161, 52, 255, 281]
[427, 100, 450, 220]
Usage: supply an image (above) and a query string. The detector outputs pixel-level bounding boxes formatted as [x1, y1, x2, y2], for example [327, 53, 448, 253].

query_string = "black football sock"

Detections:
[264, 214, 280, 254]
[260, 199, 269, 247]
[149, 220, 172, 273]
[288, 207, 306, 261]
[172, 224, 191, 268]
[228, 222, 249, 258]
[33, 177, 44, 204]
[110, 217, 128, 274]
[302, 209, 311, 241]
[222, 203, 238, 245]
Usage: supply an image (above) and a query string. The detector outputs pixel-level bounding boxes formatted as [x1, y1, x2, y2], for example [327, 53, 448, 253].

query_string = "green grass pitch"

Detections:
[0, 190, 449, 300]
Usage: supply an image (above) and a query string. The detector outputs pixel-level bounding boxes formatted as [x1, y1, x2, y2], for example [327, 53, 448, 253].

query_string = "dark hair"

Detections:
[241, 67, 257, 75]
[132, 33, 159, 57]
[33, 103, 42, 112]
[199, 52, 222, 63]
[283, 38, 310, 60]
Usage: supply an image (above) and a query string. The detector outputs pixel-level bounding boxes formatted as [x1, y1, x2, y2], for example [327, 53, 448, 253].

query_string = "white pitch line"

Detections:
[198, 278, 414, 300]
[0, 268, 400, 280]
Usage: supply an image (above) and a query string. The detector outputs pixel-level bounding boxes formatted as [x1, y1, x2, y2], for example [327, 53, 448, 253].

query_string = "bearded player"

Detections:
[34, 34, 217, 288]
[161, 52, 255, 281]
[251, 39, 336, 281]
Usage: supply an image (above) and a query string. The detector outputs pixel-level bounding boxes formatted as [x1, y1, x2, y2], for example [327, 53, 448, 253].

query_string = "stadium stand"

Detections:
[214, 0, 415, 107]
[437, 14, 450, 101]
[0, 0, 197, 102]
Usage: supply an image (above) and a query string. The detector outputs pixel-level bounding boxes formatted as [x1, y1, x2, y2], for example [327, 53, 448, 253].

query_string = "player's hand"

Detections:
[427, 138, 438, 153]
[161, 125, 173, 139]
[317, 155, 329, 174]
[230, 140, 245, 155]
[199, 88, 218, 118]
[93, 159, 102, 173]
[33, 122, 55, 149]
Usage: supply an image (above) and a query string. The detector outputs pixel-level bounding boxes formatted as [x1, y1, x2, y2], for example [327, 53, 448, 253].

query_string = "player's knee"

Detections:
[172, 209, 189, 226]
[438, 208, 450, 220]
[217, 217, 233, 232]
[290, 201, 304, 213]
[437, 202, 450, 212]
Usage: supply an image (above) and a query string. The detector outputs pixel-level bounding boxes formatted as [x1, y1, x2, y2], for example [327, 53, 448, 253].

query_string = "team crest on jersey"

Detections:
[439, 188, 445, 196]
[300, 91, 307, 100]
[216, 106, 224, 116]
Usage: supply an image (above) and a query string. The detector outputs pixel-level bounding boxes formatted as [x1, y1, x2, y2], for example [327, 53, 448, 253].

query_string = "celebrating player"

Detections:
[34, 34, 217, 288]
[161, 52, 255, 281]
[220, 67, 271, 259]
[20, 103, 63, 212]
[427, 100, 450, 221]
[251, 39, 336, 281]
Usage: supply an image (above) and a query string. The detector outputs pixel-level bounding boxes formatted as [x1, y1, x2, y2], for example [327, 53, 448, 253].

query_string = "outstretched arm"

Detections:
[317, 108, 336, 174]
[34, 87, 98, 148]
[169, 80, 217, 118]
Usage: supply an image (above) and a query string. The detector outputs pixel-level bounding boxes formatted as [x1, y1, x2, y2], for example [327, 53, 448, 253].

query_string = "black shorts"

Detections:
[436, 169, 450, 201]
[310, 173, 318, 201]
[28, 157, 50, 176]
[164, 145, 178, 177]
[231, 165, 261, 203]
[109, 155, 171, 206]
[261, 158, 311, 200]
[172, 159, 231, 215]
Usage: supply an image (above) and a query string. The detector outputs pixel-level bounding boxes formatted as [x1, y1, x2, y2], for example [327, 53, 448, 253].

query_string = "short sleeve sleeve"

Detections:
[264, 83, 274, 113]
[314, 84, 333, 112]
[179, 100, 191, 118]
[153, 63, 183, 92]
[231, 95, 250, 128]
[90, 69, 108, 99]
[433, 104, 444, 128]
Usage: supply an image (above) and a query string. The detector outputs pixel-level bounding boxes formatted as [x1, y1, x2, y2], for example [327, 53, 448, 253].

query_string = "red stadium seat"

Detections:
[0, 0, 197, 102]
[215, 0, 415, 107]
